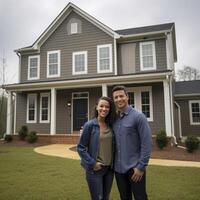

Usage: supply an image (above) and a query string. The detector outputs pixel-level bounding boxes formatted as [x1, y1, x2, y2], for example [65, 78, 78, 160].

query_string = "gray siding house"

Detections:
[4, 3, 200, 143]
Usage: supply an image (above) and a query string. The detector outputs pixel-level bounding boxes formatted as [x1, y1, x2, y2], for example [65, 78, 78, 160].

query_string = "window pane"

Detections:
[30, 58, 38, 67]
[99, 46, 110, 71]
[128, 92, 135, 108]
[49, 53, 58, 64]
[30, 68, 37, 78]
[191, 102, 200, 123]
[141, 43, 155, 69]
[100, 47, 109, 58]
[29, 110, 35, 121]
[100, 59, 109, 70]
[141, 91, 150, 118]
[75, 54, 85, 72]
[49, 64, 58, 75]
[42, 97, 48, 108]
[42, 109, 48, 121]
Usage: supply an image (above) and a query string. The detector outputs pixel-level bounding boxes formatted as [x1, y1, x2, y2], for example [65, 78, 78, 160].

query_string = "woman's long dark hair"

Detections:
[93, 96, 116, 127]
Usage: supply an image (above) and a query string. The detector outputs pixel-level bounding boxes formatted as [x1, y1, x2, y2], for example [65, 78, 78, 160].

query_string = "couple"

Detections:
[77, 85, 152, 200]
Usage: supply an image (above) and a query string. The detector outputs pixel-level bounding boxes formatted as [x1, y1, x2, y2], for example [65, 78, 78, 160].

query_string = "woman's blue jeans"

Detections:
[86, 166, 114, 200]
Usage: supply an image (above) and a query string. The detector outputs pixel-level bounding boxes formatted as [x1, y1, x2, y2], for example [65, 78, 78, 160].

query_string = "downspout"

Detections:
[174, 101, 182, 138]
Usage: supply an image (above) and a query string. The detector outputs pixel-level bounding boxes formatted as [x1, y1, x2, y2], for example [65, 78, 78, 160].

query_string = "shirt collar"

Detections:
[119, 105, 132, 116]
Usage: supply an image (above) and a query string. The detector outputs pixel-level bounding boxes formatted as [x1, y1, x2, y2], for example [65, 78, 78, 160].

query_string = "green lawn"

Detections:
[0, 146, 200, 200]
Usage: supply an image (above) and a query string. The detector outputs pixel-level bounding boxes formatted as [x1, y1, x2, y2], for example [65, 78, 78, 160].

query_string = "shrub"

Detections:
[185, 135, 199, 153]
[4, 134, 13, 142]
[18, 125, 28, 140]
[27, 131, 38, 143]
[156, 129, 168, 149]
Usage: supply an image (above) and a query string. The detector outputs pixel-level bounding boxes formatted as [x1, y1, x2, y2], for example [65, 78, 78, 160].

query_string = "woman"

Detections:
[77, 96, 116, 200]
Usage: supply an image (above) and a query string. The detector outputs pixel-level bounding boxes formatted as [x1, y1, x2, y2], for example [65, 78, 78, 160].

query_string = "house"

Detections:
[4, 2, 200, 143]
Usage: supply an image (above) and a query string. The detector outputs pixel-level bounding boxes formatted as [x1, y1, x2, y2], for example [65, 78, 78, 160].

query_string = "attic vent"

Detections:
[67, 18, 82, 35]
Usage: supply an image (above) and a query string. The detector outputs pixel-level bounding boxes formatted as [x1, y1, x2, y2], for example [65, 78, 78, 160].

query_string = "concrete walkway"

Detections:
[34, 144, 200, 168]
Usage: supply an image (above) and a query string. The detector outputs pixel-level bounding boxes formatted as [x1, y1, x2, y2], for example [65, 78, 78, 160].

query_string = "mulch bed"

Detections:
[1, 140, 200, 162]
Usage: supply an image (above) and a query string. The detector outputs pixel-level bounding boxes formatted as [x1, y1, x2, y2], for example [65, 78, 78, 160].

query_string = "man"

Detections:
[112, 85, 152, 200]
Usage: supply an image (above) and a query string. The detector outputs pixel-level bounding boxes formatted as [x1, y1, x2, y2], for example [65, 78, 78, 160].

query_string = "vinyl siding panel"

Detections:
[20, 11, 114, 83]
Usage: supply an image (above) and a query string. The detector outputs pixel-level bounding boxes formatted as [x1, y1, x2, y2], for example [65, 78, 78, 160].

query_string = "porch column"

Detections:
[102, 84, 108, 96]
[163, 79, 172, 137]
[50, 88, 56, 135]
[6, 91, 12, 135]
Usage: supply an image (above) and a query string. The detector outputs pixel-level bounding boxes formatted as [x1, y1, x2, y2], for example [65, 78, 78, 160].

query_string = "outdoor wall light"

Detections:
[67, 101, 71, 107]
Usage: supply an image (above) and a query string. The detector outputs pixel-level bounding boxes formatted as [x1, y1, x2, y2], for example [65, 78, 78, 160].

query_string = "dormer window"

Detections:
[71, 23, 78, 34]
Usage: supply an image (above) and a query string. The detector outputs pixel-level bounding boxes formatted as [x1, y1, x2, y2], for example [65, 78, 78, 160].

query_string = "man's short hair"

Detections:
[112, 85, 128, 96]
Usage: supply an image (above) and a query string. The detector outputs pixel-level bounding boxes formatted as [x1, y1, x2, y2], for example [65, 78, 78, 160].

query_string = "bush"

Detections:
[156, 129, 168, 149]
[4, 134, 13, 142]
[18, 125, 28, 140]
[27, 131, 38, 143]
[185, 135, 199, 153]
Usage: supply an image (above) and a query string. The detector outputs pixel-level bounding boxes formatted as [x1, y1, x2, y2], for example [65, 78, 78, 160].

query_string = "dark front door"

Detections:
[73, 99, 88, 131]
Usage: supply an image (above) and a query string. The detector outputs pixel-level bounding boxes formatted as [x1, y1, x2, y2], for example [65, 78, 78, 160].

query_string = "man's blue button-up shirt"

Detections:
[113, 106, 152, 173]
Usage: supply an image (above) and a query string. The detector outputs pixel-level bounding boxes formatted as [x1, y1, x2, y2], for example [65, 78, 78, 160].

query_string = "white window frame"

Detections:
[97, 44, 113, 73]
[140, 41, 156, 71]
[26, 93, 37, 123]
[72, 51, 88, 75]
[40, 93, 50, 123]
[189, 100, 200, 125]
[71, 22, 78, 34]
[28, 55, 40, 80]
[127, 86, 153, 121]
[47, 50, 61, 78]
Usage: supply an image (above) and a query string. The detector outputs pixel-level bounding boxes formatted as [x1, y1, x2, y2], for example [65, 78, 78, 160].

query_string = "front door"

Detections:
[73, 98, 88, 131]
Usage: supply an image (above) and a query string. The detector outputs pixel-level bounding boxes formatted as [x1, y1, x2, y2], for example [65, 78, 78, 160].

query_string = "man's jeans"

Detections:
[86, 166, 114, 200]
[115, 169, 148, 200]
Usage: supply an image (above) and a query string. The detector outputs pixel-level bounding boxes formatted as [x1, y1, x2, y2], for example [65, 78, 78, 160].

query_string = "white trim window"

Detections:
[97, 44, 112, 73]
[47, 50, 60, 78]
[71, 22, 78, 34]
[127, 87, 153, 121]
[72, 51, 87, 75]
[40, 93, 50, 123]
[140, 41, 156, 71]
[189, 100, 200, 125]
[27, 94, 37, 123]
[28, 55, 40, 80]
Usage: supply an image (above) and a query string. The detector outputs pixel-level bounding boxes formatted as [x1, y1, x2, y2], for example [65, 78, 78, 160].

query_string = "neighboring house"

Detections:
[174, 80, 200, 139]
[4, 2, 199, 143]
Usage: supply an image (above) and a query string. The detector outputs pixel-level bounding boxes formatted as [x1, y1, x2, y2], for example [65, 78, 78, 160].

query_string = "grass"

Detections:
[0, 146, 200, 200]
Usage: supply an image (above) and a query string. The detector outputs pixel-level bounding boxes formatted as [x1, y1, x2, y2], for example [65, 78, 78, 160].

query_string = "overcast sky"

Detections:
[0, 0, 200, 84]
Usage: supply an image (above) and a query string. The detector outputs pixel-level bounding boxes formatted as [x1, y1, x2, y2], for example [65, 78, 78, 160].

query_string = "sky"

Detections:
[0, 0, 200, 84]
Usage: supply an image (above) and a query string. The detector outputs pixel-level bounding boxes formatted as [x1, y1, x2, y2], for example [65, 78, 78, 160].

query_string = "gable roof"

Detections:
[15, 2, 120, 53]
[175, 80, 200, 96]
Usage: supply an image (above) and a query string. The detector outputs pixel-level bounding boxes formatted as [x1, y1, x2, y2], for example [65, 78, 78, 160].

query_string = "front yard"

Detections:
[0, 145, 200, 200]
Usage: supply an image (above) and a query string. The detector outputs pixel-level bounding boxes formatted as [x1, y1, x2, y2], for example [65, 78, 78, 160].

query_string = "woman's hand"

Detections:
[93, 162, 103, 171]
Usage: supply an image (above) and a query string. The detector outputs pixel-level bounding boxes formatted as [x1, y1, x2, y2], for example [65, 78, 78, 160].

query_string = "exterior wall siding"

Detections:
[175, 97, 200, 137]
[16, 87, 102, 134]
[20, 11, 114, 83]
[16, 91, 50, 134]
[135, 39, 167, 73]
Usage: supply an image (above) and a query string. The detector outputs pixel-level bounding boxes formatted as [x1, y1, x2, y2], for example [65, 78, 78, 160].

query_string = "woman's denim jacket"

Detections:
[77, 118, 114, 172]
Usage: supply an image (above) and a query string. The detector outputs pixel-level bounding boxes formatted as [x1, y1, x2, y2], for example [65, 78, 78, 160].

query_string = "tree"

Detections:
[176, 66, 200, 81]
